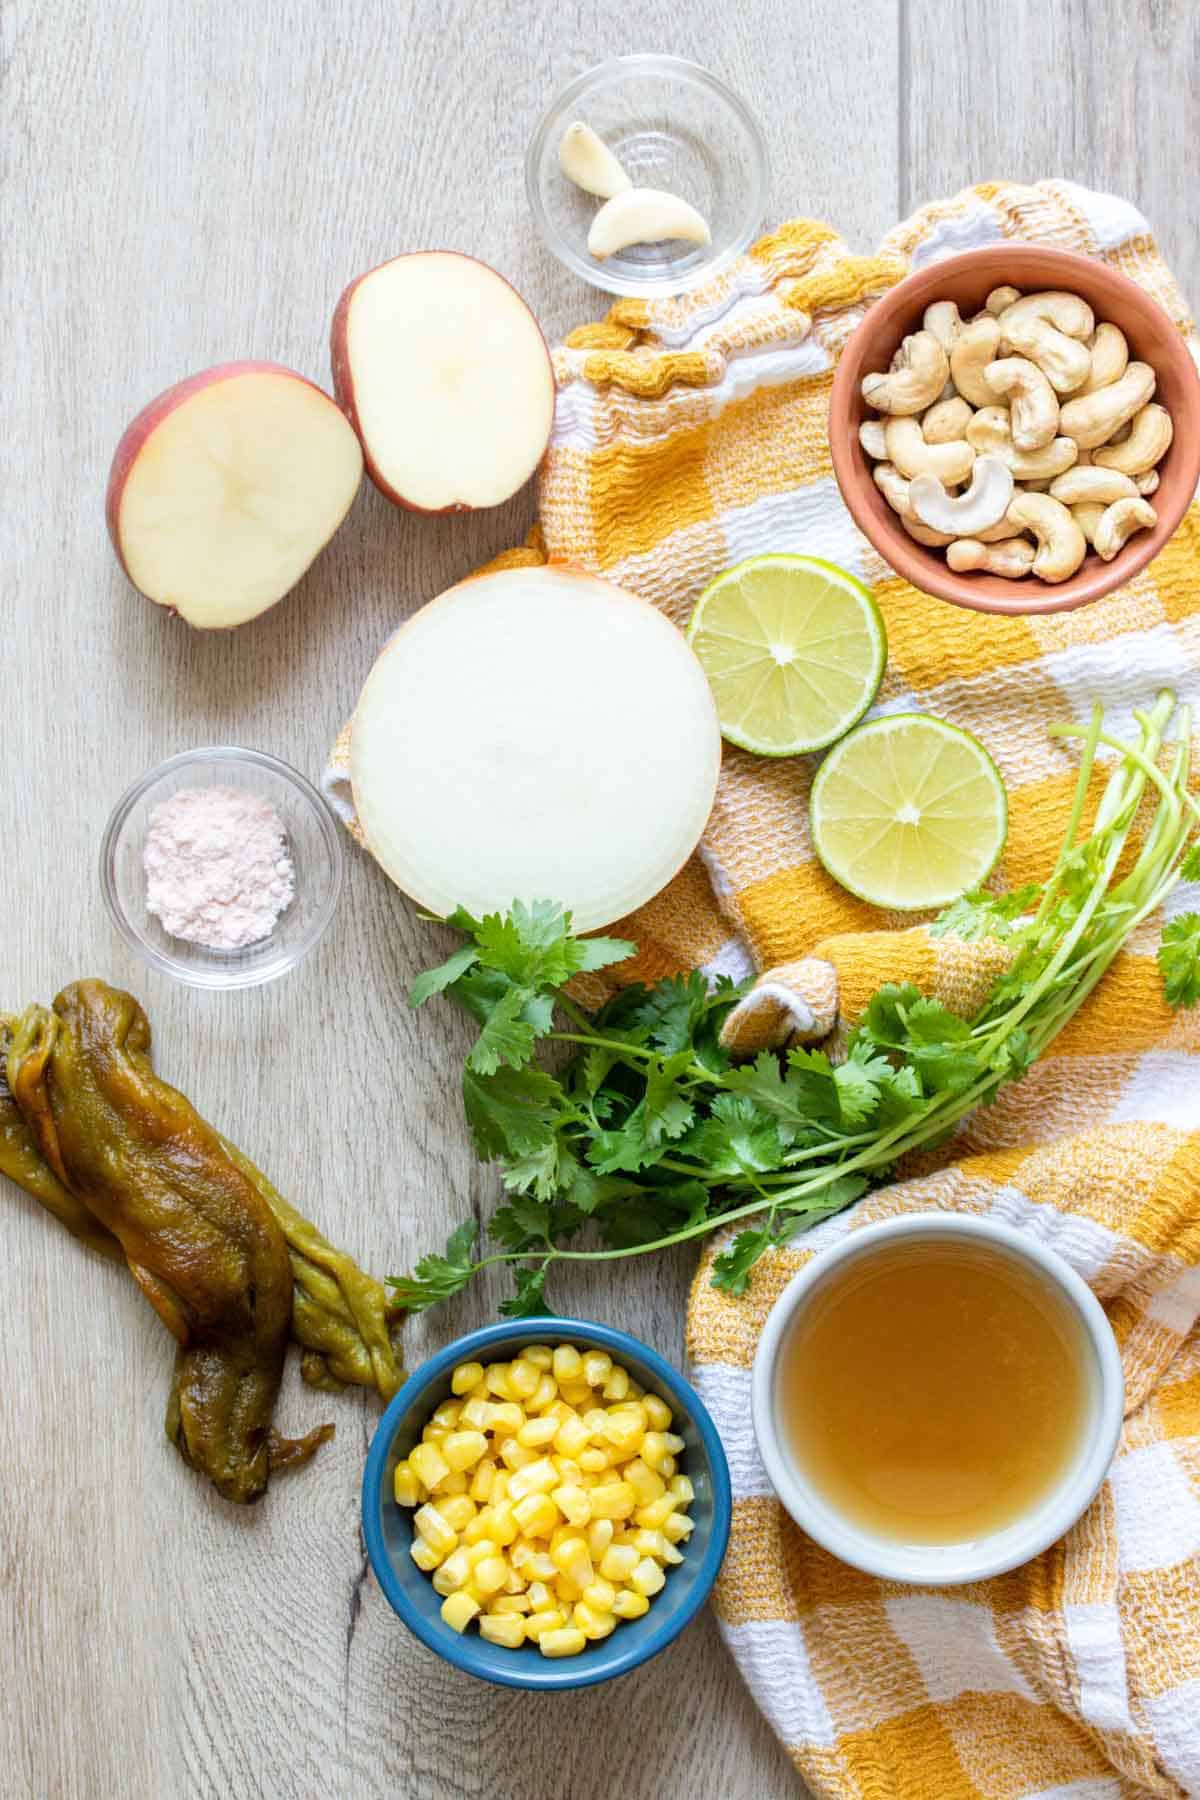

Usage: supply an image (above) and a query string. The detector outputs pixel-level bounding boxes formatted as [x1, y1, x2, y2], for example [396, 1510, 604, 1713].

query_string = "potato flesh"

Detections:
[344, 254, 554, 511]
[117, 372, 362, 628]
[349, 567, 721, 932]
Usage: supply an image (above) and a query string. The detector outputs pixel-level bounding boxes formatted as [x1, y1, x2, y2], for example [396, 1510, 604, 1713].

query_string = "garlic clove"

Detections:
[587, 188, 711, 260]
[558, 122, 632, 200]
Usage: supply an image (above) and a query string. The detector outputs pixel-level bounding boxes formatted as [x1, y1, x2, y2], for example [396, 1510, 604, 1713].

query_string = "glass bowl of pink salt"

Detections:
[100, 747, 343, 990]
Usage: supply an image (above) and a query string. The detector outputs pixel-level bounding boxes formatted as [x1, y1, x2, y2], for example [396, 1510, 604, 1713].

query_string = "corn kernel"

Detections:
[528, 1373, 558, 1413]
[612, 1589, 650, 1620]
[578, 1449, 608, 1473]
[488, 1501, 518, 1546]
[627, 1379, 644, 1400]
[421, 1423, 448, 1444]
[659, 1454, 677, 1481]
[485, 1363, 514, 1399]
[589, 1480, 637, 1520]
[663, 1511, 695, 1544]
[586, 1518, 615, 1559]
[557, 1379, 592, 1407]
[555, 1457, 582, 1485]
[443, 1429, 488, 1472]
[660, 1540, 684, 1565]
[631, 1557, 666, 1597]
[393, 1461, 422, 1508]
[554, 1575, 582, 1608]
[409, 1442, 450, 1491]
[551, 1483, 591, 1528]
[508, 1357, 540, 1399]
[552, 1345, 583, 1383]
[523, 1344, 553, 1369]
[490, 1592, 532, 1614]
[624, 1458, 666, 1507]
[512, 1493, 558, 1538]
[451, 1360, 484, 1395]
[499, 1439, 536, 1472]
[599, 1544, 640, 1583]
[539, 1626, 586, 1658]
[582, 1351, 612, 1388]
[485, 1401, 524, 1435]
[462, 1509, 492, 1546]
[642, 1393, 673, 1431]
[430, 1399, 463, 1431]
[437, 1470, 470, 1496]
[663, 1432, 685, 1454]
[479, 1612, 525, 1648]
[553, 1415, 592, 1459]
[527, 1551, 557, 1579]
[469, 1459, 497, 1504]
[473, 1554, 508, 1597]
[458, 1396, 491, 1431]
[632, 1529, 670, 1559]
[544, 1398, 573, 1423]
[491, 1470, 510, 1501]
[432, 1546, 473, 1595]
[508, 1457, 559, 1503]
[503, 1564, 526, 1594]
[440, 1592, 480, 1633]
[438, 1495, 477, 1533]
[572, 1602, 617, 1640]
[635, 1493, 677, 1531]
[640, 1432, 671, 1474]
[582, 1407, 608, 1433]
[409, 1538, 442, 1572]
[669, 1474, 695, 1507]
[413, 1503, 457, 1557]
[583, 1578, 616, 1612]
[602, 1413, 644, 1458]
[551, 1536, 594, 1590]
[466, 1380, 491, 1401]
[601, 1364, 630, 1402]
[527, 1580, 552, 1611]
[524, 1608, 566, 1641]
[516, 1415, 558, 1449]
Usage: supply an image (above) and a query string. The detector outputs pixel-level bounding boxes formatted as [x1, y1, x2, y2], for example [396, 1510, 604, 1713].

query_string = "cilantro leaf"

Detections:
[586, 1100, 669, 1175]
[931, 884, 1039, 942]
[573, 934, 637, 974]
[490, 1193, 555, 1249]
[467, 985, 540, 1074]
[462, 1064, 566, 1162]
[1159, 912, 1200, 1008]
[683, 1094, 784, 1177]
[387, 1221, 478, 1313]
[1180, 844, 1200, 883]
[630, 972, 712, 1054]
[711, 1226, 772, 1295]
[833, 1044, 891, 1126]
[498, 1262, 556, 1318]
[724, 1049, 839, 1134]
[598, 1179, 709, 1249]
[408, 943, 479, 1008]
[643, 1051, 696, 1145]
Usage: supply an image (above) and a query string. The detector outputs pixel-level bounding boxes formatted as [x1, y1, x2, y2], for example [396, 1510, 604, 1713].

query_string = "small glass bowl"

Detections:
[100, 747, 343, 990]
[526, 54, 768, 298]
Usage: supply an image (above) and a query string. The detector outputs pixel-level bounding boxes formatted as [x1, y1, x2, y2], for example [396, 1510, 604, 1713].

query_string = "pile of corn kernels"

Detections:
[394, 1344, 694, 1658]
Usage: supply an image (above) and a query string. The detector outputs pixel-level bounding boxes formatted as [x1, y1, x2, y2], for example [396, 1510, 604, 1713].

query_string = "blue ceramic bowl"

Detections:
[362, 1317, 732, 1690]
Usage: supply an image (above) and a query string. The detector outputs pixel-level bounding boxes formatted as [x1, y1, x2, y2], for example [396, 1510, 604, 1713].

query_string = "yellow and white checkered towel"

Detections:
[325, 182, 1200, 1798]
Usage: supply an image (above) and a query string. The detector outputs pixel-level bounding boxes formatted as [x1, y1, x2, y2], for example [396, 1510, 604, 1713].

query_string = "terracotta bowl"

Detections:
[828, 245, 1200, 616]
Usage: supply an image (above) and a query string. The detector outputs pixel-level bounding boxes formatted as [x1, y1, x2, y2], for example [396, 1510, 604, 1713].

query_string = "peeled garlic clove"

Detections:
[558, 121, 632, 200]
[587, 188, 711, 261]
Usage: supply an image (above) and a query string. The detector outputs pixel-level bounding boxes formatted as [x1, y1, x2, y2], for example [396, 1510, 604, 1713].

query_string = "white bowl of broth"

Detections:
[751, 1215, 1124, 1584]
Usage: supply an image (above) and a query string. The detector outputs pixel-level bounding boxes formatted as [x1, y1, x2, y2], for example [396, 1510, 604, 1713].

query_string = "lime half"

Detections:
[686, 555, 887, 756]
[810, 714, 1008, 910]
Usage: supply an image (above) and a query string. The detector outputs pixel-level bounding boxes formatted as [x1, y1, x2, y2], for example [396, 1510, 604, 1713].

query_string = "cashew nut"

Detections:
[998, 290, 1094, 341]
[587, 188, 711, 259]
[1091, 402, 1174, 475]
[1059, 362, 1156, 449]
[998, 315, 1092, 395]
[909, 456, 1014, 536]
[872, 461, 954, 544]
[950, 316, 1003, 407]
[984, 356, 1059, 450]
[884, 416, 975, 484]
[921, 395, 974, 444]
[1079, 323, 1129, 394]
[1071, 502, 1106, 549]
[901, 514, 954, 548]
[862, 331, 949, 415]
[1005, 492, 1087, 582]
[1136, 469, 1160, 495]
[558, 121, 632, 199]
[985, 286, 1022, 318]
[1047, 465, 1140, 506]
[859, 418, 889, 460]
[964, 407, 1078, 481]
[947, 536, 1038, 578]
[1093, 497, 1157, 561]
[922, 301, 964, 353]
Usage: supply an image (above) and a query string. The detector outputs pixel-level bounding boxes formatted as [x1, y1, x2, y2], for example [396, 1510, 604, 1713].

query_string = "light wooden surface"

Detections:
[3, 3, 1196, 1796]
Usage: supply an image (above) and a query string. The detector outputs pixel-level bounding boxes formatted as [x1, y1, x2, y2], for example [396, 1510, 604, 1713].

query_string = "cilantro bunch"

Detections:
[392, 691, 1200, 1316]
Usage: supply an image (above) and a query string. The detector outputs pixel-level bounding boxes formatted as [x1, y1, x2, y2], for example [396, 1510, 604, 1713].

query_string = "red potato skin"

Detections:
[105, 360, 347, 614]
[329, 250, 556, 515]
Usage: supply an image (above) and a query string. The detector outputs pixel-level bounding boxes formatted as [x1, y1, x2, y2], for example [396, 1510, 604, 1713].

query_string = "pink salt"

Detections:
[143, 786, 295, 951]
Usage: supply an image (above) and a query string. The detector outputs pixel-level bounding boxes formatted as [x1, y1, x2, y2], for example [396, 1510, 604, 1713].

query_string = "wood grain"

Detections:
[0, 2, 896, 1796]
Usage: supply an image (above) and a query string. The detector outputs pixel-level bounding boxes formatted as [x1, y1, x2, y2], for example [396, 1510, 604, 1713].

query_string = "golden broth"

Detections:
[777, 1238, 1092, 1544]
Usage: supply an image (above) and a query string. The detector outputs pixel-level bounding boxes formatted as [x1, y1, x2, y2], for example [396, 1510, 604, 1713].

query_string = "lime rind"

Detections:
[809, 713, 1008, 911]
[686, 554, 887, 758]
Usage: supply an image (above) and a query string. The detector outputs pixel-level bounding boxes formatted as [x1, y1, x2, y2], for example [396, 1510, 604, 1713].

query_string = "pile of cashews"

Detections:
[858, 286, 1172, 582]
